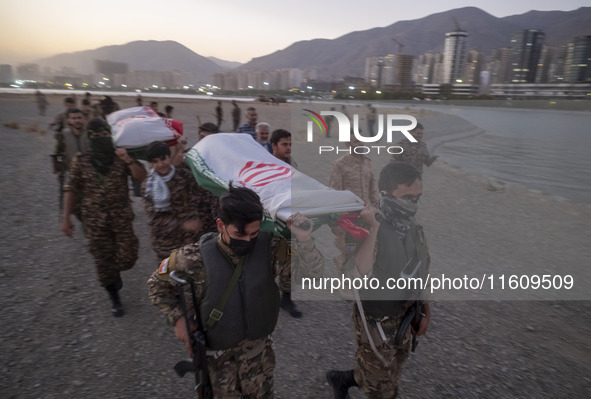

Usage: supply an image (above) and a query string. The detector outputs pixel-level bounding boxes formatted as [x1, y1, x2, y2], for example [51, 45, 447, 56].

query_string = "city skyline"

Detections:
[1, 0, 589, 65]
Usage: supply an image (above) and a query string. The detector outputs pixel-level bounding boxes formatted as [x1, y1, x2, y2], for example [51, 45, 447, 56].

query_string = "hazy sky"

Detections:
[1, 0, 589, 64]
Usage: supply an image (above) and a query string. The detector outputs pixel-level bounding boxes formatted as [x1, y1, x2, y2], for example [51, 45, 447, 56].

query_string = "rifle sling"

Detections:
[206, 255, 247, 329]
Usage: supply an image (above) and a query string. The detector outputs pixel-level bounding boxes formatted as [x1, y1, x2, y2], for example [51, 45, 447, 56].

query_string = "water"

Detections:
[417, 104, 591, 204]
[5, 89, 590, 202]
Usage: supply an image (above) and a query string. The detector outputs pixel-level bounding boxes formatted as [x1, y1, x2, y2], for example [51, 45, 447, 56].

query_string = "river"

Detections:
[4, 89, 590, 203]
[415, 103, 591, 204]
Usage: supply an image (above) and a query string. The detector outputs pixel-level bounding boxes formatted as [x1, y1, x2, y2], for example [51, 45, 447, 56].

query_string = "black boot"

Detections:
[105, 284, 124, 317]
[280, 292, 302, 318]
[326, 369, 357, 399]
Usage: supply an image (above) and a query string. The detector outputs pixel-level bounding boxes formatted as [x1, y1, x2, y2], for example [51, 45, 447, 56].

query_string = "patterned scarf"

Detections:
[144, 166, 176, 212]
[376, 191, 419, 236]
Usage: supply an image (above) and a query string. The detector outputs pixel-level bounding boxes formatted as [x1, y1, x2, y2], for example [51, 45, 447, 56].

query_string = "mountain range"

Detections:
[238, 6, 591, 79]
[36, 6, 591, 82]
[37, 40, 226, 82]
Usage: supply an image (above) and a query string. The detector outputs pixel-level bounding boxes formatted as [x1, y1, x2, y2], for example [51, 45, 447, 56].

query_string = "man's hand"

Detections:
[413, 304, 431, 336]
[171, 137, 187, 166]
[182, 218, 203, 233]
[174, 316, 195, 356]
[176, 136, 187, 152]
[62, 217, 74, 237]
[359, 206, 380, 229]
[115, 148, 132, 164]
[287, 213, 313, 242]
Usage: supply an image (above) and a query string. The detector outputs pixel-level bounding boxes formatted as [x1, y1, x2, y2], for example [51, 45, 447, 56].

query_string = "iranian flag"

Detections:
[185, 133, 364, 236]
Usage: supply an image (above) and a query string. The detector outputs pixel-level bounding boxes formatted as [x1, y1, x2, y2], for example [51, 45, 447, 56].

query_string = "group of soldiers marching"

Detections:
[50, 94, 434, 398]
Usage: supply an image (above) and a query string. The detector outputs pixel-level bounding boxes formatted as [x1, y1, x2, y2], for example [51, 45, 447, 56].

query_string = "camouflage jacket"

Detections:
[64, 153, 136, 223]
[391, 140, 432, 174]
[142, 163, 218, 259]
[329, 154, 379, 206]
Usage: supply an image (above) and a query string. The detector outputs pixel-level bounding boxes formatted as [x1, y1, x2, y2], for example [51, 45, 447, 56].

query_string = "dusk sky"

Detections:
[1, 0, 589, 65]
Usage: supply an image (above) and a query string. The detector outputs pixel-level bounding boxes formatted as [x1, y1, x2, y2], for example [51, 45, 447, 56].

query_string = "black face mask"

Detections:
[224, 227, 257, 256]
[90, 136, 115, 155]
[88, 135, 115, 175]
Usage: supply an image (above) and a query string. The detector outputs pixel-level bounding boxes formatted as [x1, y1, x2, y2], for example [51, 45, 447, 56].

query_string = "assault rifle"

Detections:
[170, 271, 213, 399]
[394, 300, 424, 352]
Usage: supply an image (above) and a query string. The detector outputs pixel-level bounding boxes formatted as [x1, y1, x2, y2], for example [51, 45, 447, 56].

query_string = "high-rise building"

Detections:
[443, 30, 469, 83]
[550, 45, 569, 82]
[508, 29, 545, 83]
[462, 50, 484, 85]
[488, 48, 511, 84]
[566, 36, 591, 82]
[414, 53, 437, 84]
[365, 54, 414, 87]
[535, 45, 554, 83]
[16, 63, 41, 81]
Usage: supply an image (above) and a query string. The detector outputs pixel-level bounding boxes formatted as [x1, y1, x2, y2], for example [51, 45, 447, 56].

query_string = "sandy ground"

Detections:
[1, 93, 590, 398]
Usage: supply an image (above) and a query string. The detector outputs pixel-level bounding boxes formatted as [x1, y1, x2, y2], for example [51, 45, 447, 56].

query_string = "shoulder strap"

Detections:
[205, 255, 247, 329]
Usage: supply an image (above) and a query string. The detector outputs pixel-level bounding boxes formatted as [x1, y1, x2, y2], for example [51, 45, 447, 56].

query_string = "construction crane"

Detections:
[392, 38, 405, 54]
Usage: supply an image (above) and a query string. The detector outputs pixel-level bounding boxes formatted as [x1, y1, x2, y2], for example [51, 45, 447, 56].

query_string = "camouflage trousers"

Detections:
[206, 336, 275, 398]
[83, 210, 138, 287]
[352, 305, 411, 399]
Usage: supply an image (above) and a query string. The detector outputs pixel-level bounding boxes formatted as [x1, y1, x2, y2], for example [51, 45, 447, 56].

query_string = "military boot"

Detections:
[326, 369, 357, 399]
[280, 291, 302, 318]
[105, 283, 124, 317]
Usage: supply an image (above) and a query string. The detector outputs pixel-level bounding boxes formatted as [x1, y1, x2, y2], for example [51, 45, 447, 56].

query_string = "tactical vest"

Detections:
[360, 220, 429, 318]
[199, 232, 280, 350]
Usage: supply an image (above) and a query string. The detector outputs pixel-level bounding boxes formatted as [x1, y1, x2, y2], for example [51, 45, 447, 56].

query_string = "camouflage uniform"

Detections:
[54, 128, 89, 220]
[391, 140, 432, 175]
[329, 154, 378, 289]
[142, 163, 217, 260]
[329, 153, 379, 207]
[352, 305, 411, 399]
[342, 219, 430, 398]
[49, 111, 68, 134]
[64, 153, 140, 286]
[147, 233, 324, 397]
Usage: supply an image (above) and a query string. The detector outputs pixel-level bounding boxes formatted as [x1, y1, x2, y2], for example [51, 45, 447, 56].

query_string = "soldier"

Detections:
[231, 100, 241, 131]
[62, 118, 147, 317]
[328, 132, 379, 207]
[35, 90, 48, 116]
[390, 123, 438, 175]
[52, 108, 89, 220]
[236, 107, 258, 139]
[270, 128, 303, 317]
[49, 97, 76, 134]
[142, 140, 217, 260]
[326, 162, 431, 399]
[215, 101, 223, 130]
[148, 184, 324, 397]
[329, 132, 379, 298]
[53, 108, 89, 175]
